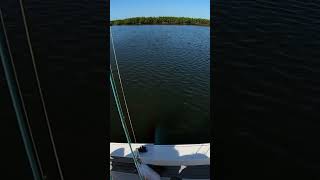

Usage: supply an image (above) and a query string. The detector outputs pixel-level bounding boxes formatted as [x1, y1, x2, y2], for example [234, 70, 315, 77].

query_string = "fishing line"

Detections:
[18, 1, 64, 179]
[110, 65, 144, 180]
[110, 27, 137, 143]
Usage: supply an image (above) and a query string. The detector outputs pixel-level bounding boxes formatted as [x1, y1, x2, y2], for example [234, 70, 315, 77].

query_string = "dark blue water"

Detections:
[214, 1, 320, 179]
[110, 25, 210, 144]
[0, 1, 107, 179]
[2, 0, 320, 179]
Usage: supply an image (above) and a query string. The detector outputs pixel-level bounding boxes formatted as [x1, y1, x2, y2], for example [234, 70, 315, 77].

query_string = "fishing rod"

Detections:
[0, 9, 42, 180]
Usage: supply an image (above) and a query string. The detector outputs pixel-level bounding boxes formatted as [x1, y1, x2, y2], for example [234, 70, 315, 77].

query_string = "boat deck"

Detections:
[110, 143, 210, 179]
[110, 143, 210, 166]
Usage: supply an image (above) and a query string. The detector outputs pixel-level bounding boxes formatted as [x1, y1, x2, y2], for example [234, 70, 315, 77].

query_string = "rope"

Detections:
[110, 66, 143, 180]
[110, 27, 137, 143]
[0, 9, 44, 178]
[18, 1, 64, 179]
[0, 9, 42, 180]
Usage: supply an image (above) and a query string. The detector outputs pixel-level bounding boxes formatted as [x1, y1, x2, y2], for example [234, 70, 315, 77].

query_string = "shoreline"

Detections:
[110, 16, 210, 27]
[110, 24, 210, 27]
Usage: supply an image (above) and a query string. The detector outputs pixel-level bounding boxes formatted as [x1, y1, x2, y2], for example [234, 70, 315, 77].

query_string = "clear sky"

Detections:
[110, 0, 210, 20]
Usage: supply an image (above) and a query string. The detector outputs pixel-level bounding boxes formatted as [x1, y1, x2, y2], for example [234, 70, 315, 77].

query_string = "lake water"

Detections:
[0, 1, 108, 179]
[3, 0, 320, 178]
[110, 25, 210, 144]
[214, 1, 320, 179]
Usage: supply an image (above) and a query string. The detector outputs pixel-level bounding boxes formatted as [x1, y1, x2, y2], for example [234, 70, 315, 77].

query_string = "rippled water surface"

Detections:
[110, 25, 210, 144]
[215, 1, 320, 178]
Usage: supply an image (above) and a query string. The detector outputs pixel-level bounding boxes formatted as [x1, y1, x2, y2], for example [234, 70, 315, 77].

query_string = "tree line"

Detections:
[111, 17, 210, 26]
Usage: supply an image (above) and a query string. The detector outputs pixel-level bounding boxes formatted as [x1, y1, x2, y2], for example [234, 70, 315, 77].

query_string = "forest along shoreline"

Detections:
[110, 16, 210, 26]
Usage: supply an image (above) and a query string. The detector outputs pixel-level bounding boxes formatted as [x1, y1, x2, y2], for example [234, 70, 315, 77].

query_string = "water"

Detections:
[214, 1, 320, 179]
[0, 1, 107, 179]
[110, 25, 210, 144]
[2, 0, 320, 178]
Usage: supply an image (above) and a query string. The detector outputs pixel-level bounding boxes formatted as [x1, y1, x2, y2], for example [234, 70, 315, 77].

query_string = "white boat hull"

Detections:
[110, 143, 210, 179]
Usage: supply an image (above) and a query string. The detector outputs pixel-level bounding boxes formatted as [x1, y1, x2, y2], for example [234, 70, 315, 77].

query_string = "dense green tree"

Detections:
[111, 17, 210, 26]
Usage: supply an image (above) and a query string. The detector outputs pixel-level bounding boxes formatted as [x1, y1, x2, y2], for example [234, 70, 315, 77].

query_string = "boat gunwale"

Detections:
[110, 142, 210, 166]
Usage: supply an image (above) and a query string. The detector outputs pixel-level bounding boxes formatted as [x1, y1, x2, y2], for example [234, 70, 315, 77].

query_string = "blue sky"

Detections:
[110, 0, 210, 20]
